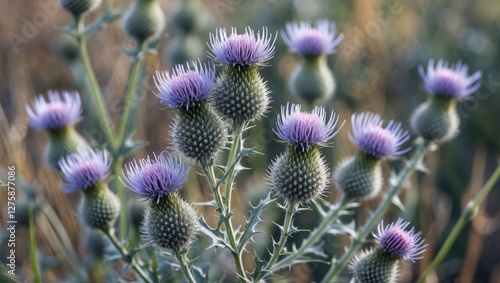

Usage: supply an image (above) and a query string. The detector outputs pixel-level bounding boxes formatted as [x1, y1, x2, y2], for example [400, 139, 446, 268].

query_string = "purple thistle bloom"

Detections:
[374, 218, 427, 262]
[122, 152, 189, 202]
[350, 112, 410, 158]
[282, 19, 344, 56]
[275, 103, 342, 150]
[59, 149, 111, 193]
[154, 60, 215, 110]
[419, 59, 482, 98]
[208, 27, 276, 66]
[26, 90, 82, 130]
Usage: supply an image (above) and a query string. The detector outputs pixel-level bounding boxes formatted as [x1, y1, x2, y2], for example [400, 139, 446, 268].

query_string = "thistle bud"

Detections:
[59, 149, 120, 231]
[282, 20, 343, 104]
[170, 1, 198, 33]
[26, 91, 90, 171]
[350, 219, 426, 283]
[122, 0, 165, 43]
[334, 112, 410, 200]
[59, 0, 101, 17]
[122, 153, 198, 253]
[208, 27, 275, 122]
[411, 59, 482, 144]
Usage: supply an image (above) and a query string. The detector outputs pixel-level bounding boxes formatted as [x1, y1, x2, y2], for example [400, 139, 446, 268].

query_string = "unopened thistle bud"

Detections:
[170, 0, 198, 33]
[122, 0, 165, 43]
[350, 219, 426, 283]
[411, 59, 482, 143]
[155, 61, 227, 161]
[59, 149, 120, 231]
[26, 91, 90, 171]
[59, 0, 101, 16]
[282, 20, 343, 104]
[122, 153, 198, 253]
[208, 27, 275, 122]
[269, 104, 342, 203]
[334, 113, 410, 200]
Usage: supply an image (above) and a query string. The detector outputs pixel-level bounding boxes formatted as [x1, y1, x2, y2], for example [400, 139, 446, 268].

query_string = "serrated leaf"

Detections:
[237, 193, 275, 252]
[198, 217, 227, 250]
[391, 195, 406, 212]
[328, 220, 357, 238]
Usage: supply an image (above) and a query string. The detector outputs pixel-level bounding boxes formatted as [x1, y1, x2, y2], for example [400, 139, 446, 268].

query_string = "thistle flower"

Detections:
[282, 20, 343, 104]
[350, 219, 426, 283]
[155, 61, 215, 110]
[419, 59, 482, 99]
[275, 103, 342, 151]
[122, 152, 198, 253]
[334, 113, 410, 200]
[122, 0, 165, 43]
[59, 149, 119, 231]
[411, 59, 482, 143]
[26, 91, 89, 170]
[59, 0, 102, 16]
[282, 20, 343, 56]
[208, 27, 275, 67]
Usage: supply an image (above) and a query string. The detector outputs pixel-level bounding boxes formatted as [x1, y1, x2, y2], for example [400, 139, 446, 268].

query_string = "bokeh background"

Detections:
[1, 0, 500, 282]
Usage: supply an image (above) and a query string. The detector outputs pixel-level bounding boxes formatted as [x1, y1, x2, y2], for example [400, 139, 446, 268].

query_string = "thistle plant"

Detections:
[22, 2, 499, 281]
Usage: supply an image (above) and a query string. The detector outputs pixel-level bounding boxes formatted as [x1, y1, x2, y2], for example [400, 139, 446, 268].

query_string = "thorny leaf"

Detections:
[237, 193, 275, 252]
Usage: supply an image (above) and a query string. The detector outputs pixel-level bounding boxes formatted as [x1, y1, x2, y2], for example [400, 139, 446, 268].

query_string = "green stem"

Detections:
[104, 229, 153, 283]
[74, 15, 116, 149]
[321, 139, 430, 283]
[29, 204, 41, 283]
[176, 252, 197, 283]
[417, 163, 500, 283]
[112, 157, 128, 238]
[224, 122, 244, 208]
[271, 195, 349, 272]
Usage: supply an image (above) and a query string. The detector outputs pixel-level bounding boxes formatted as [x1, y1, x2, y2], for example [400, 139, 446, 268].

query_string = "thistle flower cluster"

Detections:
[411, 59, 482, 143]
[334, 112, 410, 200]
[282, 20, 343, 104]
[350, 219, 427, 283]
[269, 104, 341, 203]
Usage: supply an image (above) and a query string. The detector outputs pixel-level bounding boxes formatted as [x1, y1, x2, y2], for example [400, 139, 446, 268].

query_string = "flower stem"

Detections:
[74, 15, 116, 149]
[321, 139, 430, 283]
[224, 122, 244, 208]
[29, 204, 41, 283]
[104, 229, 153, 283]
[176, 252, 197, 283]
[271, 195, 349, 272]
[417, 163, 500, 283]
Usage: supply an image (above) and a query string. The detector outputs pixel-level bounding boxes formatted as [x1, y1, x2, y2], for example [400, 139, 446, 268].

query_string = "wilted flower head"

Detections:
[26, 91, 82, 130]
[374, 218, 427, 261]
[350, 112, 410, 158]
[59, 149, 111, 193]
[208, 27, 275, 66]
[275, 103, 342, 151]
[122, 152, 189, 202]
[282, 20, 343, 56]
[419, 59, 482, 98]
[155, 61, 215, 110]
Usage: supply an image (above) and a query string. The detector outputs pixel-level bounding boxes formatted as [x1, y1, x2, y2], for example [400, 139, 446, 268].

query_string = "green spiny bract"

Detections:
[289, 55, 335, 104]
[46, 127, 90, 171]
[270, 146, 328, 203]
[173, 104, 227, 161]
[80, 183, 120, 231]
[211, 65, 270, 122]
[350, 249, 399, 283]
[59, 0, 101, 16]
[410, 96, 459, 144]
[122, 0, 165, 43]
[144, 193, 198, 253]
[334, 153, 382, 200]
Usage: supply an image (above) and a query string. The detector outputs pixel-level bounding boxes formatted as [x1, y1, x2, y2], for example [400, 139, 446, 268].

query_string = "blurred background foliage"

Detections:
[0, 0, 499, 282]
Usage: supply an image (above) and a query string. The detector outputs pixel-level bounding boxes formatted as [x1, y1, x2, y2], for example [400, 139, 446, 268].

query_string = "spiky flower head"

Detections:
[26, 91, 82, 131]
[122, 0, 165, 43]
[350, 112, 411, 159]
[275, 103, 342, 151]
[155, 61, 215, 110]
[282, 19, 343, 56]
[122, 152, 189, 202]
[419, 59, 482, 99]
[208, 27, 275, 67]
[59, 149, 111, 193]
[374, 218, 427, 261]
[333, 154, 382, 201]
[59, 0, 102, 16]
